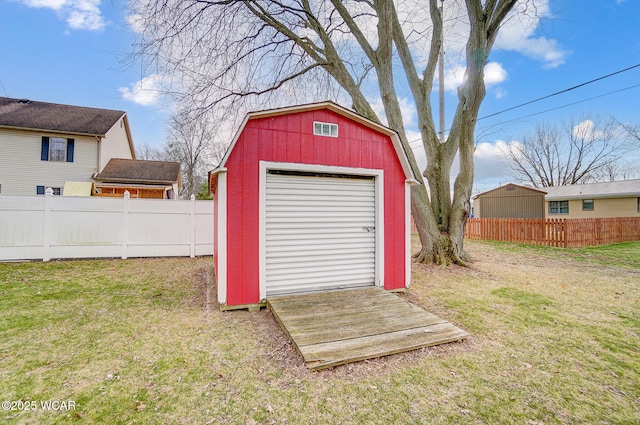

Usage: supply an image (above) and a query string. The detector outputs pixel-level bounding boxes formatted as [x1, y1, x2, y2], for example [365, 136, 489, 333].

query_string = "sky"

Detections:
[1, 0, 639, 195]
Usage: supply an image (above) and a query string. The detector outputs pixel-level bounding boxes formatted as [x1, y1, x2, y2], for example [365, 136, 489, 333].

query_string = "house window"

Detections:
[49, 137, 67, 161]
[637, 197, 640, 213]
[36, 186, 61, 195]
[41, 137, 74, 162]
[314, 121, 338, 137]
[549, 200, 569, 214]
[582, 199, 594, 211]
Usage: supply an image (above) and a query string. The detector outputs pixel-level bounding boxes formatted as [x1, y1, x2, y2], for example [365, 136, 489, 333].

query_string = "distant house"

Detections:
[0, 96, 135, 196]
[93, 158, 181, 200]
[544, 179, 640, 219]
[473, 183, 546, 218]
[473, 180, 640, 219]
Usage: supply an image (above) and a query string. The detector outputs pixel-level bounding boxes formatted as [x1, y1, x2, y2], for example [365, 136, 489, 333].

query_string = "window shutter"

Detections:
[66, 139, 75, 162]
[36, 185, 45, 195]
[41, 137, 50, 161]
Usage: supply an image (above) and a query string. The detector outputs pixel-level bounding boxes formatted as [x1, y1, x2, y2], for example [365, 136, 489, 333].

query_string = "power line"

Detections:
[407, 63, 640, 148]
[409, 82, 640, 149]
[477, 63, 640, 121]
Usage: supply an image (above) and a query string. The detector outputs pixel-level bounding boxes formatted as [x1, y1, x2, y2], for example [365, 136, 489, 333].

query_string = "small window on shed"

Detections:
[582, 199, 594, 211]
[506, 184, 515, 191]
[314, 121, 338, 137]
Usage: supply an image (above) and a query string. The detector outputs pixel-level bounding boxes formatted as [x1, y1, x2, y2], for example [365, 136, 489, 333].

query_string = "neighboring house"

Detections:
[473, 183, 546, 218]
[93, 158, 181, 199]
[544, 179, 640, 219]
[472, 180, 640, 219]
[0, 96, 134, 196]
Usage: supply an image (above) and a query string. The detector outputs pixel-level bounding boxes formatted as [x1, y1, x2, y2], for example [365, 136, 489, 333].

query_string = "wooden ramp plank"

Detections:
[301, 323, 470, 370]
[268, 287, 469, 370]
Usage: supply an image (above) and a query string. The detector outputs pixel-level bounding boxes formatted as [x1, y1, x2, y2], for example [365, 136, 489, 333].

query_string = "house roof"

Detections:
[473, 183, 547, 199]
[0, 96, 126, 136]
[211, 101, 420, 184]
[543, 179, 640, 200]
[93, 159, 181, 186]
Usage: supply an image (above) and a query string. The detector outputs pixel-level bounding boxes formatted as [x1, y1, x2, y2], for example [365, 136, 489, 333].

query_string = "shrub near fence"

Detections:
[464, 217, 640, 248]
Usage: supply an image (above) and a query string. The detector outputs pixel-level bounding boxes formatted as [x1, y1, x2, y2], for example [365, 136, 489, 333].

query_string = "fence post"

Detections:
[43, 188, 53, 262]
[122, 191, 130, 259]
[190, 194, 196, 258]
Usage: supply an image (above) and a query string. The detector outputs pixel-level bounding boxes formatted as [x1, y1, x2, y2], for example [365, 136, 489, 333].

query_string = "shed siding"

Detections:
[224, 110, 407, 306]
[475, 184, 545, 218]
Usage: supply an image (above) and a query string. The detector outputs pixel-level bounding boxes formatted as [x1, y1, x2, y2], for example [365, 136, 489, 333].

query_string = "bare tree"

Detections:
[135, 143, 164, 161]
[166, 111, 230, 198]
[503, 116, 630, 187]
[596, 161, 640, 182]
[129, 0, 524, 265]
[621, 122, 639, 141]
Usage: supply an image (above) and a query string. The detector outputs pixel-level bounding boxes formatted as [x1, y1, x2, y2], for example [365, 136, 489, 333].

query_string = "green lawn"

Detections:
[1, 242, 638, 424]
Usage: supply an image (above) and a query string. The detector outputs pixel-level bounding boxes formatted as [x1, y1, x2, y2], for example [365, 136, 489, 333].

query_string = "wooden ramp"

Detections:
[267, 287, 469, 370]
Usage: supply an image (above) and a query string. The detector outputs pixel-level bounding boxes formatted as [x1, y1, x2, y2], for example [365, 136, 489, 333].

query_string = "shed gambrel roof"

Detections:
[543, 179, 640, 200]
[94, 158, 181, 185]
[0, 96, 126, 136]
[212, 101, 420, 184]
[473, 183, 546, 199]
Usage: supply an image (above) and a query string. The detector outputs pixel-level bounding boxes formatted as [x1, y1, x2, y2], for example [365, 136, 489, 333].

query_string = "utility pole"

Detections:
[438, 0, 445, 143]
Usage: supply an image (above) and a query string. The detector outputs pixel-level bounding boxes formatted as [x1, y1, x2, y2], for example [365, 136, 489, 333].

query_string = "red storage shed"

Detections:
[209, 102, 419, 309]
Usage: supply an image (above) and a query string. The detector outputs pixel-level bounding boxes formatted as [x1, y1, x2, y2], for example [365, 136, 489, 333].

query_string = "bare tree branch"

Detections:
[128, 0, 524, 265]
[503, 116, 632, 187]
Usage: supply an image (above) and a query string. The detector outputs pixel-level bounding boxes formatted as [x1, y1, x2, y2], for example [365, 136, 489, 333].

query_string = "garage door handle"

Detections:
[363, 227, 375, 232]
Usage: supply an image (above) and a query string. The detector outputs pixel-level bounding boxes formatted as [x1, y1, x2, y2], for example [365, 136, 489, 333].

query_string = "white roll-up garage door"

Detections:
[265, 171, 376, 296]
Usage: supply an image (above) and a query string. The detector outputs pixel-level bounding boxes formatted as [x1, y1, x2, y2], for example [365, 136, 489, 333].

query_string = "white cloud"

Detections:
[366, 95, 417, 129]
[119, 75, 164, 106]
[398, 97, 417, 128]
[496, 0, 568, 68]
[22, 0, 66, 8]
[65, 0, 104, 30]
[471, 140, 519, 192]
[572, 119, 605, 140]
[483, 62, 508, 87]
[443, 64, 466, 93]
[394, 0, 566, 71]
[442, 62, 508, 93]
[126, 13, 145, 34]
[494, 87, 507, 99]
[407, 129, 426, 176]
[19, 0, 105, 31]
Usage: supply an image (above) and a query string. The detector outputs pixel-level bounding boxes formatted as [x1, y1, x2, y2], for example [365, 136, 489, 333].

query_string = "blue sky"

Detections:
[1, 0, 639, 192]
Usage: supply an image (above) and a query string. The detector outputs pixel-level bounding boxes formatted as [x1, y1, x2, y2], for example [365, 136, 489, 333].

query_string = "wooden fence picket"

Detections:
[464, 217, 640, 248]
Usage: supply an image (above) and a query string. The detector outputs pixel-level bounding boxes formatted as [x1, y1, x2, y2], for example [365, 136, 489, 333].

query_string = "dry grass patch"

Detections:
[1, 242, 638, 424]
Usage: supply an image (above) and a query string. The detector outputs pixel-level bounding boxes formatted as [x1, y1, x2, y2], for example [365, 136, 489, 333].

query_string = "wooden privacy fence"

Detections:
[464, 217, 640, 248]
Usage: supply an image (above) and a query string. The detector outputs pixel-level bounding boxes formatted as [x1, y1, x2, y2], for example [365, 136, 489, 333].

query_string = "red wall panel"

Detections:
[223, 109, 407, 305]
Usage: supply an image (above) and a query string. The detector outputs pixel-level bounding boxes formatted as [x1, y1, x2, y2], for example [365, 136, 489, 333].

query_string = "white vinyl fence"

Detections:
[0, 189, 213, 261]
